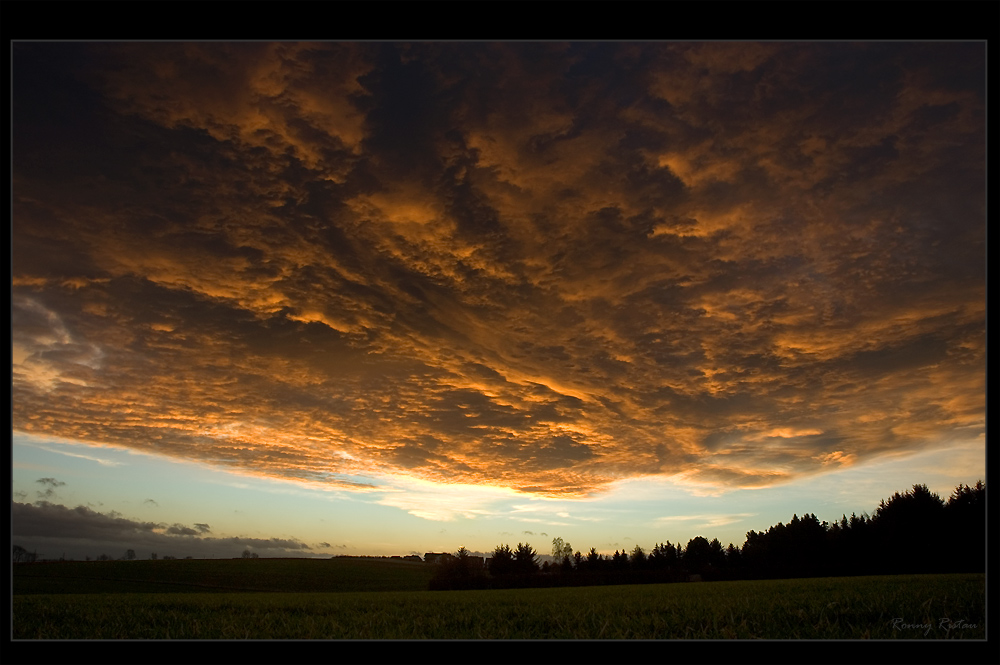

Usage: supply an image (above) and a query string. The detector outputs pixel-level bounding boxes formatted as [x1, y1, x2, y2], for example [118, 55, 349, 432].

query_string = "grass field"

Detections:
[11, 560, 986, 640]
[13, 556, 435, 595]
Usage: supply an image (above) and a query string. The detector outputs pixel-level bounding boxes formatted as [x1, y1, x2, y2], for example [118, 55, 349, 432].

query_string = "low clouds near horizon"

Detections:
[12, 42, 985, 501]
[12, 501, 320, 560]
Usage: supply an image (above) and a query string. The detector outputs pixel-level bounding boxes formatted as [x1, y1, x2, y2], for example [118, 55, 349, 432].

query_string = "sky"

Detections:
[11, 42, 986, 562]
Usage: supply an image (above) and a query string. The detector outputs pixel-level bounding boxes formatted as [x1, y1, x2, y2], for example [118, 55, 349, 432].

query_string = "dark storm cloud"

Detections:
[231, 537, 311, 551]
[15, 501, 164, 539]
[166, 524, 199, 536]
[12, 42, 985, 500]
[12, 502, 312, 560]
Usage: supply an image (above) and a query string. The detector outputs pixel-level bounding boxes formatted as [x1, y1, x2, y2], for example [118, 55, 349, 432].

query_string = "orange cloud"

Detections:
[12, 43, 985, 503]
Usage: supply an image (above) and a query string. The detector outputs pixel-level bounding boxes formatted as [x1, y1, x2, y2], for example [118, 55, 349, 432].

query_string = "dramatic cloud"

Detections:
[12, 43, 985, 505]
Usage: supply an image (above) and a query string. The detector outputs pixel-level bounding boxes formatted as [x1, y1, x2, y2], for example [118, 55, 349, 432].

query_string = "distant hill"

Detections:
[14, 556, 437, 595]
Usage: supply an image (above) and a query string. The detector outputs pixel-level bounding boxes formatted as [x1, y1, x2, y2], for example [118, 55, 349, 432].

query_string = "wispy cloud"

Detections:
[654, 513, 757, 530]
[373, 476, 519, 522]
[38, 446, 125, 467]
[34, 477, 66, 501]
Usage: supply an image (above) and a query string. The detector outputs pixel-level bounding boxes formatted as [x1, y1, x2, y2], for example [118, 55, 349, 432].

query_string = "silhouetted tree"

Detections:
[944, 480, 986, 572]
[741, 530, 769, 578]
[779, 514, 826, 577]
[612, 549, 628, 570]
[947, 481, 985, 513]
[551, 537, 573, 560]
[514, 543, 539, 575]
[124, 549, 136, 561]
[683, 537, 713, 579]
[585, 547, 602, 571]
[629, 545, 647, 570]
[707, 538, 726, 578]
[849, 512, 875, 575]
[872, 484, 945, 573]
[429, 546, 486, 589]
[724, 543, 742, 578]
[648, 541, 679, 573]
[429, 480, 986, 592]
[552, 537, 573, 572]
[488, 544, 516, 577]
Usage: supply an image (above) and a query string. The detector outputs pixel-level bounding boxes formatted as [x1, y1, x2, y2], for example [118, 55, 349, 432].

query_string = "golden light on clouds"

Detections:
[12, 42, 985, 508]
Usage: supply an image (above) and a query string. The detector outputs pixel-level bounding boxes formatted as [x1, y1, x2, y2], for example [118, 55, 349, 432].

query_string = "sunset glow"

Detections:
[12, 42, 985, 560]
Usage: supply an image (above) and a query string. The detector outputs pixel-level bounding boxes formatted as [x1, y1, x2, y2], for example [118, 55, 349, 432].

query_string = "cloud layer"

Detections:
[12, 501, 317, 560]
[12, 43, 985, 500]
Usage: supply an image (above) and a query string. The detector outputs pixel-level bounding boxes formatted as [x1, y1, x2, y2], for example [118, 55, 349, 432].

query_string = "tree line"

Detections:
[430, 481, 986, 590]
[12, 546, 192, 563]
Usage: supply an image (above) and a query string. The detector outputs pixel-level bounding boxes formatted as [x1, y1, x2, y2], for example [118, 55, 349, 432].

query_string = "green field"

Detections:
[11, 559, 985, 639]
